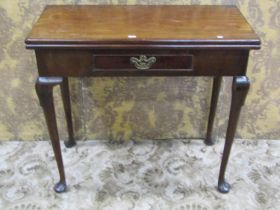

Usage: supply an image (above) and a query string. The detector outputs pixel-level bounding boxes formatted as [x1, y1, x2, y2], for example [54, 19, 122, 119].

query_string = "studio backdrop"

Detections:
[0, 0, 279, 141]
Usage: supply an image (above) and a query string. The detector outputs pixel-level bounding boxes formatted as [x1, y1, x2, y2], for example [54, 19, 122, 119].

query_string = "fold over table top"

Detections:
[25, 5, 261, 49]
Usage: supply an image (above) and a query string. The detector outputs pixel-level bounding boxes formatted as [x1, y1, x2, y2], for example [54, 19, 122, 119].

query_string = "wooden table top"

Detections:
[25, 5, 260, 49]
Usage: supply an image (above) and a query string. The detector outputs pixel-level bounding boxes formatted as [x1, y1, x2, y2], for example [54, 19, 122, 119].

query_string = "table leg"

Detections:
[35, 77, 67, 193]
[60, 77, 76, 148]
[217, 76, 250, 193]
[205, 76, 222, 145]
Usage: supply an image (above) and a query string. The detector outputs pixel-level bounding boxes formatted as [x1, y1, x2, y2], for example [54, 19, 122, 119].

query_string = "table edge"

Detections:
[25, 39, 261, 50]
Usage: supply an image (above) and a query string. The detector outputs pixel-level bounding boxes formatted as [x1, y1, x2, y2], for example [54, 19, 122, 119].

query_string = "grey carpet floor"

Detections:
[0, 139, 279, 210]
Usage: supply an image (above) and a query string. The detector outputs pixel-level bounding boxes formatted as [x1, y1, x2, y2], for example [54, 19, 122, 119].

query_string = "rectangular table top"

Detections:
[25, 5, 260, 49]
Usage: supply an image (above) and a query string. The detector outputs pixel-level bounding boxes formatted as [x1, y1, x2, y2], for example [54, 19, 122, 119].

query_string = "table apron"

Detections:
[35, 49, 249, 77]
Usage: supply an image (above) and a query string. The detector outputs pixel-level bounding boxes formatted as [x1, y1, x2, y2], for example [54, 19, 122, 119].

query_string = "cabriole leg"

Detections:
[217, 76, 250, 193]
[35, 77, 67, 193]
[205, 76, 222, 145]
[60, 77, 76, 148]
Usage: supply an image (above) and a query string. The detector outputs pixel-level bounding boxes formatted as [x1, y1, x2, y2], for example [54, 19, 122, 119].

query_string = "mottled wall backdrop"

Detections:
[0, 0, 279, 141]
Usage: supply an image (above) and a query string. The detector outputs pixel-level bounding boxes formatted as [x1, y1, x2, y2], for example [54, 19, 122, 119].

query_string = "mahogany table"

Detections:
[25, 5, 261, 193]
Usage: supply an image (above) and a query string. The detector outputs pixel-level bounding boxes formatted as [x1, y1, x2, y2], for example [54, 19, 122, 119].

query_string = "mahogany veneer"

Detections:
[26, 5, 261, 193]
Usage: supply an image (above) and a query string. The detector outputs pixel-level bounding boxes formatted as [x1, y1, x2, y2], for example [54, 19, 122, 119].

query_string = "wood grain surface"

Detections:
[25, 5, 260, 49]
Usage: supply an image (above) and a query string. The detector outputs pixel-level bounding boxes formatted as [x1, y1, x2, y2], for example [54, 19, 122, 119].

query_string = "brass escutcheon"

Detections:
[130, 55, 156, 70]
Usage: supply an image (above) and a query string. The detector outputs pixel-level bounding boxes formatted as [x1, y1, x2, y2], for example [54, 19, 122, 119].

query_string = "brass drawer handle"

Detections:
[130, 55, 156, 70]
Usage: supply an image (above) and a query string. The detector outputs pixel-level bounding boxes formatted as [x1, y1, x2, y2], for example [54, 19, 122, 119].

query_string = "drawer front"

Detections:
[93, 55, 193, 72]
[35, 49, 249, 77]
